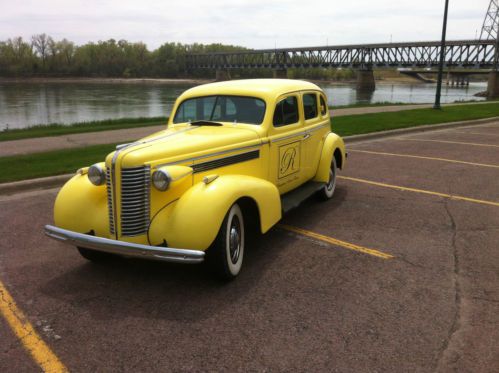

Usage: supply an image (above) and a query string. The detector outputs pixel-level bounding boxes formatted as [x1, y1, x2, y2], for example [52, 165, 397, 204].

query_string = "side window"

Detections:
[320, 95, 327, 116]
[273, 96, 299, 127]
[303, 93, 318, 120]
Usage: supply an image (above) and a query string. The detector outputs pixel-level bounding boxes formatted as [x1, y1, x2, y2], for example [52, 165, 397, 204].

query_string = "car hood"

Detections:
[105, 125, 262, 168]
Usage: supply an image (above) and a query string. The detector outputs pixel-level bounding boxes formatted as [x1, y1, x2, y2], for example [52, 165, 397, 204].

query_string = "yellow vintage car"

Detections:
[45, 79, 346, 279]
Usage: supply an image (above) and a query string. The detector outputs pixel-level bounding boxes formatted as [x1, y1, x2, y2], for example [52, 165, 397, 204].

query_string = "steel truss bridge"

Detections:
[186, 40, 496, 70]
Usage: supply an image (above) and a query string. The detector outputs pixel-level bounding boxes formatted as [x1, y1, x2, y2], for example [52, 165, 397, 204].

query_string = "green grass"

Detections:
[0, 117, 167, 142]
[332, 102, 499, 136]
[0, 143, 120, 183]
[329, 101, 410, 109]
[1, 102, 499, 183]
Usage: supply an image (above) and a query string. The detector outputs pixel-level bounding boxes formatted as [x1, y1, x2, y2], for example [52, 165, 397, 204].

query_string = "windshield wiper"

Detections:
[190, 120, 223, 127]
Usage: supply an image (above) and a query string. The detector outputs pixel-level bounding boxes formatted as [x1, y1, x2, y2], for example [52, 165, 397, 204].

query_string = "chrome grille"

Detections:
[106, 167, 115, 234]
[120, 166, 151, 236]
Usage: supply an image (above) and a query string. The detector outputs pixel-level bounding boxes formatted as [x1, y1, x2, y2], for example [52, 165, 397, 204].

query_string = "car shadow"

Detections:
[40, 186, 348, 323]
[40, 227, 295, 323]
[282, 185, 348, 224]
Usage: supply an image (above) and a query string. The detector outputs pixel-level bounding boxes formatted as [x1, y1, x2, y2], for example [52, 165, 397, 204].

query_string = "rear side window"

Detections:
[303, 93, 318, 120]
[320, 95, 327, 116]
[273, 96, 299, 127]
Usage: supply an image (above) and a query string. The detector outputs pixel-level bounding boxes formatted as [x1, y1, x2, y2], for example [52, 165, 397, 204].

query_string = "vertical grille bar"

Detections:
[106, 167, 115, 235]
[120, 166, 150, 236]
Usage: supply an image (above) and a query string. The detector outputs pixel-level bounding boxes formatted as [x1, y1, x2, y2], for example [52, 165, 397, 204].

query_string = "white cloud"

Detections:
[0, 0, 490, 49]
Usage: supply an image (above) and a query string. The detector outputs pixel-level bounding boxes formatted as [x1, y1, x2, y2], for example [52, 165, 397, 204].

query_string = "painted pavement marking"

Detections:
[0, 281, 67, 372]
[349, 149, 499, 169]
[339, 176, 499, 208]
[279, 224, 394, 259]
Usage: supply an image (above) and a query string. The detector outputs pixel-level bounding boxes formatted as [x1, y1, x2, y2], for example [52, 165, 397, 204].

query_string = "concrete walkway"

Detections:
[0, 103, 462, 157]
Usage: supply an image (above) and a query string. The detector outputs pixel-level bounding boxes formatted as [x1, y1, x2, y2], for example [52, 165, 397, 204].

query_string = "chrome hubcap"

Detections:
[326, 170, 334, 190]
[326, 168, 335, 192]
[229, 217, 241, 264]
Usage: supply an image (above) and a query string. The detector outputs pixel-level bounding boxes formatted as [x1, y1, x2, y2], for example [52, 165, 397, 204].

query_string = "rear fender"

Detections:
[313, 133, 346, 183]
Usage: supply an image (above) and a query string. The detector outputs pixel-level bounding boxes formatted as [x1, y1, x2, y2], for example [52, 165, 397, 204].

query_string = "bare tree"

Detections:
[32, 33, 53, 67]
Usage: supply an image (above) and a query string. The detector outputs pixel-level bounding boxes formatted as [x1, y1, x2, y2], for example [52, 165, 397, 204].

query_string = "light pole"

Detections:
[434, 0, 450, 110]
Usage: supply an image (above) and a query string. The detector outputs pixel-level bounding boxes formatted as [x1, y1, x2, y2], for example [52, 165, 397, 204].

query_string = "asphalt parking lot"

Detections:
[1, 121, 498, 372]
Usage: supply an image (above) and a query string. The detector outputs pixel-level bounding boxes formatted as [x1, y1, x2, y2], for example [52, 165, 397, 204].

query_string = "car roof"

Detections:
[179, 79, 322, 101]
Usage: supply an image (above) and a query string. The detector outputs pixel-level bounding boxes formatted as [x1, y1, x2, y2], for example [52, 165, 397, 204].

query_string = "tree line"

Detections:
[0, 34, 356, 80]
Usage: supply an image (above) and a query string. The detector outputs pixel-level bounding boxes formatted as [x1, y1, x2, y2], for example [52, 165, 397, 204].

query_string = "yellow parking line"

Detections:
[339, 176, 499, 207]
[0, 281, 67, 372]
[349, 149, 499, 169]
[279, 224, 394, 259]
[395, 138, 499, 148]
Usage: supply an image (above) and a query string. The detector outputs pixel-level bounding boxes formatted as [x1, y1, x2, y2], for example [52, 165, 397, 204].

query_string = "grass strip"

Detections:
[0, 143, 120, 183]
[329, 101, 411, 109]
[0, 117, 167, 142]
[332, 102, 499, 136]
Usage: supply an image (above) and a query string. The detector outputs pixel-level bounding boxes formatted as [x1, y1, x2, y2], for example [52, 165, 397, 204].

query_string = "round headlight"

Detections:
[152, 169, 171, 191]
[88, 164, 106, 186]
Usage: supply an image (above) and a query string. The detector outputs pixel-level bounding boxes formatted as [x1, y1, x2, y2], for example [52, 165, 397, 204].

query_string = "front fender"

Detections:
[53, 173, 110, 236]
[313, 132, 346, 183]
[149, 175, 281, 251]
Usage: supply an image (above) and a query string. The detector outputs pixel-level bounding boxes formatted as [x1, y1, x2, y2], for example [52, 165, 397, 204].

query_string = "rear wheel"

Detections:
[77, 247, 116, 263]
[319, 157, 337, 200]
[208, 203, 245, 281]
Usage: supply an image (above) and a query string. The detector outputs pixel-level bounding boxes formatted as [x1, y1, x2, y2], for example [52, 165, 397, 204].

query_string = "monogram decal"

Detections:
[278, 141, 300, 179]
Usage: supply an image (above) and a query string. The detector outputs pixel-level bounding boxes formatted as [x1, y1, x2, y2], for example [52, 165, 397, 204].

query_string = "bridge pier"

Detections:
[273, 69, 288, 79]
[487, 71, 499, 98]
[215, 69, 231, 81]
[447, 73, 471, 87]
[356, 69, 376, 91]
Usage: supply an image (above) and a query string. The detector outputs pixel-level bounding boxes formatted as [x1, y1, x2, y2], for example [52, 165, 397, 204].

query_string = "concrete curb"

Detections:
[0, 174, 73, 195]
[1, 116, 498, 195]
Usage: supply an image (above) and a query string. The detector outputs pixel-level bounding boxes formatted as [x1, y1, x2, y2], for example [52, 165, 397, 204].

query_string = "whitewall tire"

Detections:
[320, 157, 337, 200]
[208, 203, 245, 280]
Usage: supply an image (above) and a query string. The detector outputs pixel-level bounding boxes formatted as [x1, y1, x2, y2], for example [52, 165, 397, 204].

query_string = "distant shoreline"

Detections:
[0, 77, 214, 85]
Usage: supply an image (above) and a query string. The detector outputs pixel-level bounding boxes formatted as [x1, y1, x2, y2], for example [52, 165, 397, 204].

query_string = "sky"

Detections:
[0, 0, 491, 50]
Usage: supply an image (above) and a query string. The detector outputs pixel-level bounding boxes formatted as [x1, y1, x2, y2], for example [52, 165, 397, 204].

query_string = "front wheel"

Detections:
[208, 203, 245, 281]
[319, 157, 337, 200]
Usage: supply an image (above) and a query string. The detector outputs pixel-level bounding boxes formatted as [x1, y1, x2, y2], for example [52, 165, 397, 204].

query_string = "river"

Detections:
[0, 80, 487, 130]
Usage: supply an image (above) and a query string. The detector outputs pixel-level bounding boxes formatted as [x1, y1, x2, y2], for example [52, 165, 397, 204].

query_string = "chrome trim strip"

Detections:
[192, 150, 260, 173]
[154, 143, 263, 169]
[270, 123, 329, 143]
[44, 225, 205, 264]
[271, 132, 304, 143]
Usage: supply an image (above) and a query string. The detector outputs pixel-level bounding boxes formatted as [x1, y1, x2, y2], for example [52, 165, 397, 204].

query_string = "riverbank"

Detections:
[1, 102, 499, 182]
[0, 117, 167, 142]
[0, 77, 212, 85]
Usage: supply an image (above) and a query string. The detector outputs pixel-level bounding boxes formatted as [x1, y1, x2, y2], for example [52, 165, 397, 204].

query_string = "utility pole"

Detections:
[434, 0, 450, 110]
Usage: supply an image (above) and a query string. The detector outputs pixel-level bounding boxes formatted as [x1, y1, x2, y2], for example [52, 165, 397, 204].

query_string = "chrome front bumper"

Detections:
[44, 225, 205, 264]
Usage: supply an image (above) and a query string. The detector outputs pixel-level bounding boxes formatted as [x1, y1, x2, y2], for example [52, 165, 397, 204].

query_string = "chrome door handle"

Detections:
[303, 133, 311, 140]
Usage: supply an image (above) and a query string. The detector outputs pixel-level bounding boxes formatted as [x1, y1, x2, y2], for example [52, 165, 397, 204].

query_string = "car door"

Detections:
[301, 91, 330, 179]
[267, 93, 307, 194]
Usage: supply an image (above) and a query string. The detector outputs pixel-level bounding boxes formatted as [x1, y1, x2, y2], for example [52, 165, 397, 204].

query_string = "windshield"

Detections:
[173, 95, 266, 125]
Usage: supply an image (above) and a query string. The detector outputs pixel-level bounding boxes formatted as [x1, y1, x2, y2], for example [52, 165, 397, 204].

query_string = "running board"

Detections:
[281, 181, 324, 214]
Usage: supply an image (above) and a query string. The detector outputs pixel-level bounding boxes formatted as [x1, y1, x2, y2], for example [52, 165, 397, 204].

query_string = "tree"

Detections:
[32, 33, 53, 69]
